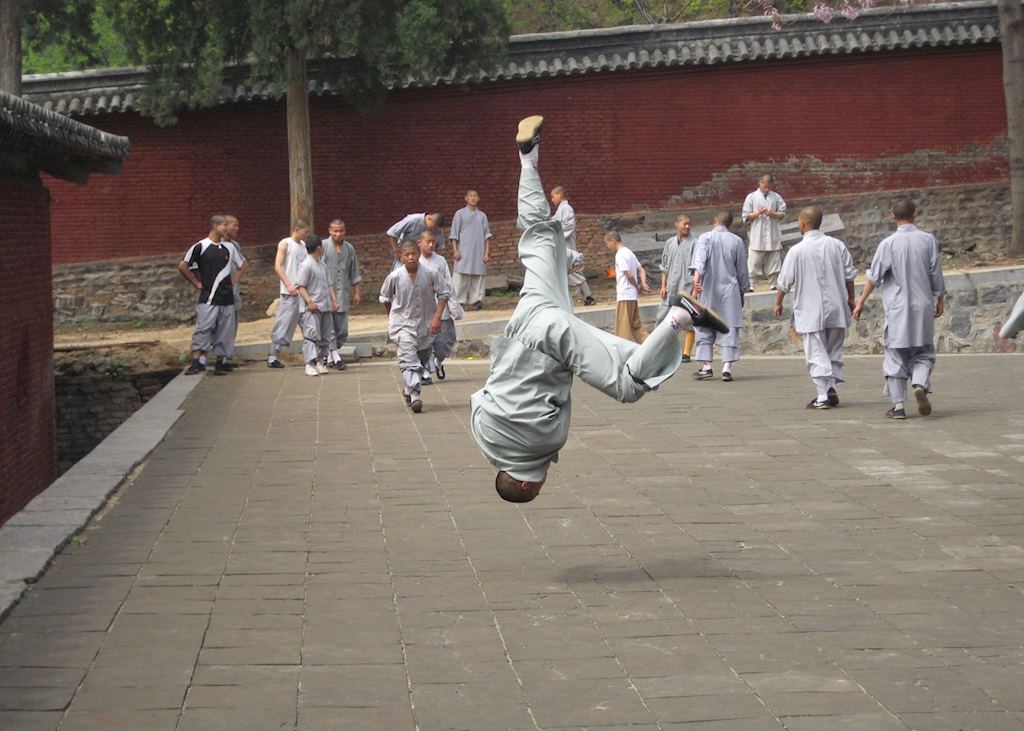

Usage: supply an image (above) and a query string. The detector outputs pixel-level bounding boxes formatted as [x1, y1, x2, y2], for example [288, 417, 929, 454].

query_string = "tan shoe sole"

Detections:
[516, 115, 544, 144]
[677, 291, 729, 334]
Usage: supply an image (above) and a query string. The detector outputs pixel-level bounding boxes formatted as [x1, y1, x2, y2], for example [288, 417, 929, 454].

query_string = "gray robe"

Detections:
[387, 213, 445, 252]
[450, 206, 492, 276]
[742, 189, 787, 252]
[471, 165, 684, 483]
[321, 238, 362, 312]
[660, 234, 695, 301]
[777, 231, 857, 334]
[866, 224, 946, 348]
[552, 200, 576, 248]
[690, 226, 750, 329]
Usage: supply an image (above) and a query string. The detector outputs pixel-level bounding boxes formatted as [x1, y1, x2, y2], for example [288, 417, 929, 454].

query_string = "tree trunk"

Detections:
[0, 0, 21, 95]
[999, 0, 1024, 255]
[286, 47, 314, 229]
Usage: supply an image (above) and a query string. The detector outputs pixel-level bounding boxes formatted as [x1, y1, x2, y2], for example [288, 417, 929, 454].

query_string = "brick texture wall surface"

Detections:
[0, 175, 57, 525]
[44, 45, 1007, 266]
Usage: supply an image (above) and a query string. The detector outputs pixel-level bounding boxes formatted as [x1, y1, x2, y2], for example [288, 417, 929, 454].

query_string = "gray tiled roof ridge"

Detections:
[22, 0, 1000, 117]
[0, 90, 129, 158]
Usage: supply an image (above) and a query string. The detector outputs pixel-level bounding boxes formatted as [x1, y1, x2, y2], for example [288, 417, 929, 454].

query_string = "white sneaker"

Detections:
[316, 362, 329, 375]
[304, 364, 319, 377]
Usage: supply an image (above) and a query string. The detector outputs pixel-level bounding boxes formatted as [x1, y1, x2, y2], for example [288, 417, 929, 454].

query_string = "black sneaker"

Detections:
[827, 387, 839, 407]
[184, 361, 203, 375]
[584, 297, 597, 306]
[335, 360, 347, 371]
[516, 115, 544, 154]
[436, 363, 446, 381]
[474, 301, 484, 311]
[267, 359, 285, 369]
[807, 399, 830, 410]
[912, 384, 932, 416]
[669, 292, 729, 334]
[886, 406, 907, 420]
[213, 362, 229, 376]
[410, 396, 423, 413]
[692, 368, 714, 381]
[680, 354, 691, 363]
[721, 371, 733, 382]
[220, 361, 236, 372]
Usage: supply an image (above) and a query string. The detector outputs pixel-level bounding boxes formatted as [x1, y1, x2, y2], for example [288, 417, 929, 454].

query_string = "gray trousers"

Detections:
[883, 345, 936, 403]
[270, 294, 301, 356]
[328, 310, 349, 350]
[300, 310, 331, 364]
[427, 318, 457, 362]
[696, 325, 741, 365]
[505, 165, 685, 403]
[396, 331, 433, 396]
[748, 249, 782, 288]
[804, 329, 845, 399]
[568, 271, 592, 299]
[192, 304, 236, 357]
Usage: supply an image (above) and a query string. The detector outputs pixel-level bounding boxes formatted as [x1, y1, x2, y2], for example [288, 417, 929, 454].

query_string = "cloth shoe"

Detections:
[669, 292, 729, 334]
[304, 364, 319, 377]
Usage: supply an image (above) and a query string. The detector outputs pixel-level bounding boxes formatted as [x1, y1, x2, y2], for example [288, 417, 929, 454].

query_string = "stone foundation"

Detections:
[55, 367, 179, 473]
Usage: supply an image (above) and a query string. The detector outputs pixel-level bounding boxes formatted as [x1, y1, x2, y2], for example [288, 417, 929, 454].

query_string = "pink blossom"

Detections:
[839, 2, 860, 19]
[858, 0, 874, 8]
[813, 3, 835, 22]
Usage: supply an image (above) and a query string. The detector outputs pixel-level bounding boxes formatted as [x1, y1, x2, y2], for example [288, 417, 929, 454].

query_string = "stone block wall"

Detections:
[55, 368, 179, 474]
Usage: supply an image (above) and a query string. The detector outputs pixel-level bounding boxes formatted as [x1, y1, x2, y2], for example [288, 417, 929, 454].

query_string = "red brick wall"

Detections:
[0, 175, 57, 525]
[45, 45, 1007, 266]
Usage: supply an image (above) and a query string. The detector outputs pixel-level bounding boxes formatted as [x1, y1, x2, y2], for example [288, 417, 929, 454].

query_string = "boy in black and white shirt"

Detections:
[178, 215, 244, 375]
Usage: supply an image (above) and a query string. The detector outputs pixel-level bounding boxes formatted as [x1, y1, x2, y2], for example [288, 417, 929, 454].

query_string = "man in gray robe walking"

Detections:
[853, 198, 946, 419]
[470, 116, 727, 503]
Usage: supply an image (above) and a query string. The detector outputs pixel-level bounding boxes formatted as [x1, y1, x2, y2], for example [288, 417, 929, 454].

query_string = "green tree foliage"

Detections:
[22, 1, 129, 74]
[502, 0, 742, 35]
[92, 0, 509, 125]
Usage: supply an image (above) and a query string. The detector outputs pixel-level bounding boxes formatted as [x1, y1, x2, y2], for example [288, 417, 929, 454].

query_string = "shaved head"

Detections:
[799, 206, 823, 230]
[495, 471, 543, 503]
[892, 198, 917, 222]
[714, 210, 734, 228]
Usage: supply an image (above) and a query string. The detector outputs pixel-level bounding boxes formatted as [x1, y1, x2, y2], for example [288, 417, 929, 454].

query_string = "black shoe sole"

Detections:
[437, 365, 446, 381]
[410, 401, 423, 413]
[671, 292, 729, 334]
[827, 389, 839, 407]
[267, 361, 285, 369]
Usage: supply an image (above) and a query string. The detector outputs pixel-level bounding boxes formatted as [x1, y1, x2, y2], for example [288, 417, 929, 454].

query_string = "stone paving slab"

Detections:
[0, 372, 203, 620]
[1, 354, 1023, 730]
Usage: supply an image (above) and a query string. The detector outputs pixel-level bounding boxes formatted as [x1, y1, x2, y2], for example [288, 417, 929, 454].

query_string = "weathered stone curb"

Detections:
[0, 371, 203, 620]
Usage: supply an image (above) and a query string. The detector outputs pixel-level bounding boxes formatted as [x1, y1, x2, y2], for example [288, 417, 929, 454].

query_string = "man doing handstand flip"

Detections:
[470, 116, 728, 503]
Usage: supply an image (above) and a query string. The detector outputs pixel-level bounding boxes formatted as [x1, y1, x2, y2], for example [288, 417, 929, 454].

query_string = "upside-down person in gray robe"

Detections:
[470, 116, 727, 503]
[690, 212, 750, 382]
[774, 206, 858, 410]
[853, 198, 946, 420]
[380, 239, 450, 413]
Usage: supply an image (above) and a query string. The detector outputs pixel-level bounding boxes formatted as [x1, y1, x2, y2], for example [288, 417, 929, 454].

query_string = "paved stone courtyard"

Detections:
[2, 354, 1024, 730]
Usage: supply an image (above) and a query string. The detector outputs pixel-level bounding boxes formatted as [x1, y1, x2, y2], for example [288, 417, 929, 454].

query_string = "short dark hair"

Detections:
[551, 185, 566, 196]
[799, 206, 824, 230]
[428, 212, 445, 228]
[760, 174, 775, 184]
[209, 214, 227, 229]
[495, 471, 542, 503]
[604, 231, 623, 243]
[293, 219, 310, 232]
[892, 198, 916, 221]
[675, 213, 691, 224]
[399, 238, 419, 253]
[303, 234, 323, 253]
[418, 230, 436, 241]
[329, 218, 345, 228]
[715, 210, 734, 228]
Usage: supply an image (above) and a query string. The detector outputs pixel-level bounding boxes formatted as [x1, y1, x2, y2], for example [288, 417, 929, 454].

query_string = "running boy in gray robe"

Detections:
[419, 230, 463, 382]
[322, 219, 362, 370]
[774, 206, 857, 410]
[690, 213, 750, 382]
[380, 239, 450, 413]
[470, 116, 727, 503]
[295, 236, 335, 377]
[853, 198, 946, 419]
[657, 213, 697, 362]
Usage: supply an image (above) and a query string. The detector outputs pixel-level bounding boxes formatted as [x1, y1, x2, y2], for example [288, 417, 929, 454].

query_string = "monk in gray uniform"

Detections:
[656, 214, 697, 362]
[853, 198, 946, 419]
[470, 116, 727, 503]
